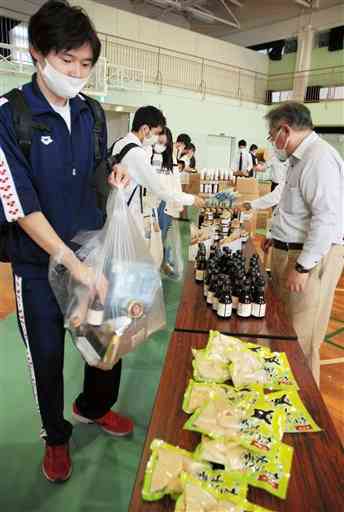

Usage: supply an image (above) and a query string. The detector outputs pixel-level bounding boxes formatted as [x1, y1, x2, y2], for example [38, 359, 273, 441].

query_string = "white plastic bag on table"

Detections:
[49, 188, 166, 370]
[162, 219, 184, 281]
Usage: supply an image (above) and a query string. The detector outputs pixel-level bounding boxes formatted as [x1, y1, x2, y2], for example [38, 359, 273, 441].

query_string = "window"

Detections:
[9, 23, 31, 64]
[320, 86, 344, 101]
[271, 90, 293, 103]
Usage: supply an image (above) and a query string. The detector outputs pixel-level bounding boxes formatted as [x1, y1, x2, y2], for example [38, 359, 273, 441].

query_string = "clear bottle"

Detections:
[237, 283, 252, 318]
[217, 283, 232, 318]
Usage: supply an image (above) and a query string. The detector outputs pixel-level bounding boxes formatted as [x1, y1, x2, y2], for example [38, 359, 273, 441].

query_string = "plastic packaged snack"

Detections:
[142, 439, 211, 501]
[206, 331, 246, 363]
[265, 389, 321, 433]
[193, 349, 232, 384]
[175, 472, 245, 512]
[195, 437, 293, 500]
[228, 348, 299, 390]
[49, 189, 165, 369]
[182, 379, 263, 415]
[184, 398, 286, 454]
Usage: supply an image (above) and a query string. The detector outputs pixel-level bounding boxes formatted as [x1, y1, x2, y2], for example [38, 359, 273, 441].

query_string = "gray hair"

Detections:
[265, 101, 313, 130]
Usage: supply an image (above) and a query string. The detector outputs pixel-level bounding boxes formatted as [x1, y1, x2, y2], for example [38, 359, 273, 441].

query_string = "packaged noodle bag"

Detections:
[228, 347, 299, 390]
[142, 439, 211, 501]
[265, 389, 321, 433]
[206, 332, 272, 364]
[175, 472, 245, 512]
[195, 437, 293, 500]
[193, 349, 232, 384]
[182, 379, 263, 415]
[184, 398, 286, 455]
[175, 473, 275, 512]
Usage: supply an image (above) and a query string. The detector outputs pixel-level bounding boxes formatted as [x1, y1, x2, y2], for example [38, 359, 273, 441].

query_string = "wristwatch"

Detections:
[295, 263, 311, 274]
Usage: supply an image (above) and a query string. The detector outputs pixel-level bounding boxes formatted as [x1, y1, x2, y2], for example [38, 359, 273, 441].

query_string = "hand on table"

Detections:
[108, 164, 130, 189]
[286, 269, 309, 293]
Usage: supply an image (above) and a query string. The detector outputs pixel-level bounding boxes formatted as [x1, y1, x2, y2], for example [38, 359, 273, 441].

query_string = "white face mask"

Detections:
[39, 59, 90, 99]
[143, 132, 159, 147]
[154, 143, 167, 154]
[272, 129, 289, 162]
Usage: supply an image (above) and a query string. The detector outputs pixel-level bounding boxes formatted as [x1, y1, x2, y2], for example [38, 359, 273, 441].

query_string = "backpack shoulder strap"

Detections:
[4, 88, 51, 163]
[80, 94, 105, 167]
[115, 142, 140, 163]
[4, 89, 34, 162]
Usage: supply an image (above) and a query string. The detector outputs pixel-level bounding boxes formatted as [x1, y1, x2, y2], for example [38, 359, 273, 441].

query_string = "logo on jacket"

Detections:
[41, 135, 53, 146]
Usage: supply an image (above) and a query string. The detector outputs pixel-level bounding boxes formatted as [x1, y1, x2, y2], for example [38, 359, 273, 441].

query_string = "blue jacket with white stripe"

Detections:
[0, 76, 106, 278]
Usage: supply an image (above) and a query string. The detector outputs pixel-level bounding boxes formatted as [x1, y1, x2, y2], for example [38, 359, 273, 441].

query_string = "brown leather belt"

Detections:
[272, 239, 304, 251]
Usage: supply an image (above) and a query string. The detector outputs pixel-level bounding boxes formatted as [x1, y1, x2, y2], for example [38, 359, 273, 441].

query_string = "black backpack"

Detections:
[0, 88, 138, 262]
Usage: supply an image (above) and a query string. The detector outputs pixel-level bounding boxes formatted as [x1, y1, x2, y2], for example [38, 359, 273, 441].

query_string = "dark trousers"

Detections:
[13, 275, 122, 446]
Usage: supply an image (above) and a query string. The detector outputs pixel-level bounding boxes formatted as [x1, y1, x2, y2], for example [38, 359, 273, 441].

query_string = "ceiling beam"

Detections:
[217, 0, 240, 28]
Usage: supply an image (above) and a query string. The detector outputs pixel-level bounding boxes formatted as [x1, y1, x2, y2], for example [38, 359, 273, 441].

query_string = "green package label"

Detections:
[196, 436, 293, 500]
[265, 388, 321, 433]
[184, 398, 286, 455]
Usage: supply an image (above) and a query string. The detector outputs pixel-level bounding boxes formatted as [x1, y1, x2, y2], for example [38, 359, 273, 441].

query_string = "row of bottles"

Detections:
[195, 243, 266, 319]
[199, 169, 232, 195]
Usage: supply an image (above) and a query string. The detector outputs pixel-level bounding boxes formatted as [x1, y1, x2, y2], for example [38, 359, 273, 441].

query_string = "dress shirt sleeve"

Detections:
[126, 147, 195, 206]
[297, 153, 342, 269]
[0, 108, 41, 224]
[250, 181, 285, 210]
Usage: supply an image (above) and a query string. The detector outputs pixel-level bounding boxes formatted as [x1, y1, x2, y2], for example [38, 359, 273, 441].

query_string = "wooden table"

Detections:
[175, 262, 297, 339]
[129, 332, 344, 511]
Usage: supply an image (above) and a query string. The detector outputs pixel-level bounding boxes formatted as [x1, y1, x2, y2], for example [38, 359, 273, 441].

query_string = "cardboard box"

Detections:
[257, 211, 271, 231]
[236, 177, 259, 196]
[258, 182, 272, 197]
[182, 173, 200, 195]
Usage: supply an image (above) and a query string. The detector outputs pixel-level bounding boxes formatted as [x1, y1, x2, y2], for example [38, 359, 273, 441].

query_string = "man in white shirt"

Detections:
[261, 101, 344, 386]
[112, 107, 204, 234]
[269, 155, 288, 192]
[233, 139, 253, 178]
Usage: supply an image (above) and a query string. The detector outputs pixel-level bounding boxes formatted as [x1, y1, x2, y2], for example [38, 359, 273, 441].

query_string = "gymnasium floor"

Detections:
[0, 217, 343, 512]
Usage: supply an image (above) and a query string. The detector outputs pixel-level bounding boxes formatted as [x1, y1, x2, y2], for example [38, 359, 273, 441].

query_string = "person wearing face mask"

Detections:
[233, 139, 254, 178]
[0, 0, 131, 484]
[261, 101, 344, 386]
[173, 133, 192, 169]
[112, 108, 204, 235]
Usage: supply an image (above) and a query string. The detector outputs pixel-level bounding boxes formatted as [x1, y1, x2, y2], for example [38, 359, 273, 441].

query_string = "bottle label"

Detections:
[252, 303, 266, 318]
[238, 303, 252, 317]
[196, 270, 205, 281]
[203, 284, 209, 297]
[207, 291, 214, 304]
[75, 336, 101, 366]
[217, 303, 232, 318]
[212, 298, 219, 311]
[87, 309, 104, 327]
[232, 296, 239, 310]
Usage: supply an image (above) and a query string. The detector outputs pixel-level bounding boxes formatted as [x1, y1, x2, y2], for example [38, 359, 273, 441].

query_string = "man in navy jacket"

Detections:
[0, 0, 131, 483]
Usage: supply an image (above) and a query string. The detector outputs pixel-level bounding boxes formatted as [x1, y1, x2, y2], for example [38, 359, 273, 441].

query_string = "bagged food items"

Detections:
[175, 473, 245, 512]
[196, 437, 293, 500]
[49, 189, 166, 370]
[182, 379, 263, 415]
[142, 439, 211, 501]
[206, 331, 245, 363]
[265, 389, 321, 433]
[193, 349, 232, 384]
[184, 398, 285, 454]
[228, 348, 299, 390]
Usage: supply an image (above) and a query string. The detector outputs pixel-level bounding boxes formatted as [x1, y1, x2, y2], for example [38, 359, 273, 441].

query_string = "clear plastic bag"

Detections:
[162, 219, 184, 281]
[49, 188, 166, 370]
